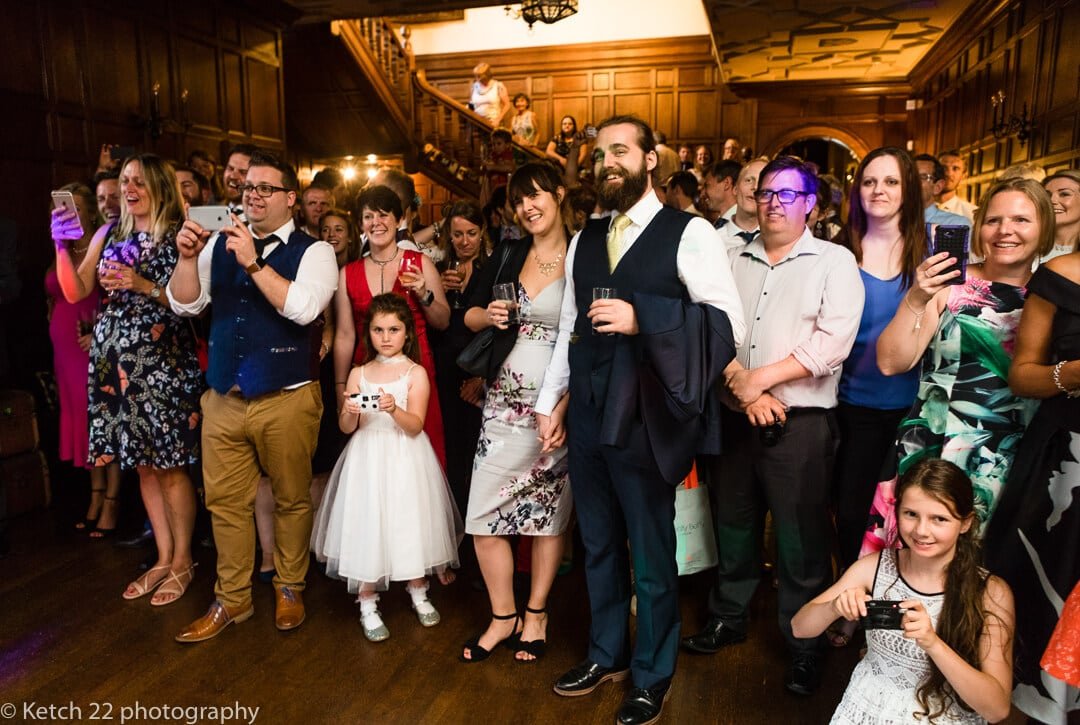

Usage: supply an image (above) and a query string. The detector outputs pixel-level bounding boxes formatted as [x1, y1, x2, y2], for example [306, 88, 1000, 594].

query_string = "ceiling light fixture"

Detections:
[506, 1, 579, 29]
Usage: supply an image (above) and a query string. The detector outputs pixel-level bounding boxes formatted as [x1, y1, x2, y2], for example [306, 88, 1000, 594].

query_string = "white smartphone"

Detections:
[51, 190, 83, 237]
[187, 205, 232, 232]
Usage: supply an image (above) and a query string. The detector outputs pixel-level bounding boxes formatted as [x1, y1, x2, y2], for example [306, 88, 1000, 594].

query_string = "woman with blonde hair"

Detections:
[51, 153, 202, 605]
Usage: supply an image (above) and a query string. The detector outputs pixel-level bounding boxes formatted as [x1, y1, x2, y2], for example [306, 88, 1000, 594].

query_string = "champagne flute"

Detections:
[446, 260, 464, 309]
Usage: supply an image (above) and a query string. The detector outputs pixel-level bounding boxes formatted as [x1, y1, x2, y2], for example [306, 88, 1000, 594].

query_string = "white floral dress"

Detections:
[465, 280, 571, 536]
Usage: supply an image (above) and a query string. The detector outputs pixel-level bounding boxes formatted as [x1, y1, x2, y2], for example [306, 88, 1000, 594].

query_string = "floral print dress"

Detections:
[862, 277, 1036, 554]
[465, 279, 571, 536]
[87, 226, 202, 470]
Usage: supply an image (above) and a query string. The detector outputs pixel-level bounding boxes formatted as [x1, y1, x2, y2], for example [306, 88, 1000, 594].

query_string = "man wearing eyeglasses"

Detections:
[681, 156, 862, 697]
[167, 151, 338, 643]
[915, 154, 973, 232]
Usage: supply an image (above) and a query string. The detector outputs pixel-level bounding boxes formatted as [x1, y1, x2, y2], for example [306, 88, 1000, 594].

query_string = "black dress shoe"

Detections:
[553, 659, 629, 697]
[784, 652, 822, 696]
[617, 685, 670, 725]
[680, 618, 746, 654]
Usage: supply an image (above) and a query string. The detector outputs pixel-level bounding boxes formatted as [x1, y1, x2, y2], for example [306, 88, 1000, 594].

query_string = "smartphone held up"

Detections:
[932, 225, 969, 285]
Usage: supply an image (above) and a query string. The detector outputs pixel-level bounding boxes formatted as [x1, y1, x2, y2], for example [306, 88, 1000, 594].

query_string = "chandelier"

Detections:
[508, 0, 579, 29]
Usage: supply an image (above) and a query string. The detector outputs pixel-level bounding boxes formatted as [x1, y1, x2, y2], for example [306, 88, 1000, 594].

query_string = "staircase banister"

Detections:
[331, 19, 410, 137]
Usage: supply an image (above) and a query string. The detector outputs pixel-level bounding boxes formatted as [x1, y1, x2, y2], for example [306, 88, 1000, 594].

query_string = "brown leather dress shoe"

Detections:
[275, 585, 305, 631]
[175, 600, 254, 643]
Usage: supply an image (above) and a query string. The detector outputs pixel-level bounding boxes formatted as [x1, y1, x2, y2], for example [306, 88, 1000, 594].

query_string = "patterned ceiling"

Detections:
[702, 0, 972, 83]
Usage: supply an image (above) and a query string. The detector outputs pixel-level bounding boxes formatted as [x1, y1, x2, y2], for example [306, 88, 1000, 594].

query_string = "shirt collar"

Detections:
[741, 226, 825, 265]
[249, 218, 295, 244]
[616, 190, 662, 229]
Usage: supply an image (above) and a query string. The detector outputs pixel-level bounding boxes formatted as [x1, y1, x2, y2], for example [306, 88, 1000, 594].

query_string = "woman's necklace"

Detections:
[534, 249, 564, 276]
[369, 248, 399, 294]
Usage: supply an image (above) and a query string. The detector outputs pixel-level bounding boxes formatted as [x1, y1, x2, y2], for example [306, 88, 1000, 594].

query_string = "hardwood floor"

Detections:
[2, 506, 866, 725]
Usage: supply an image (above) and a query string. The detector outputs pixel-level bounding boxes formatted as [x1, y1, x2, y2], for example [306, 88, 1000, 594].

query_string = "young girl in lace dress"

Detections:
[311, 294, 462, 642]
[792, 459, 1015, 723]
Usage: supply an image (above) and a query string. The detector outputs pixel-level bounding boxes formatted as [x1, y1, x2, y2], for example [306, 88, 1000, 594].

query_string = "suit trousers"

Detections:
[567, 397, 679, 690]
[201, 383, 322, 609]
[704, 407, 837, 653]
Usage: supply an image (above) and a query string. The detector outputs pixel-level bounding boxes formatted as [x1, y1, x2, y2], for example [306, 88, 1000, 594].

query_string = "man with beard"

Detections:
[535, 115, 744, 724]
[221, 144, 257, 218]
[175, 165, 210, 208]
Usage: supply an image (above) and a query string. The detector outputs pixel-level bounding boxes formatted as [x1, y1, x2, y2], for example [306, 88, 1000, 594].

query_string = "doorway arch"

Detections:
[765, 125, 871, 160]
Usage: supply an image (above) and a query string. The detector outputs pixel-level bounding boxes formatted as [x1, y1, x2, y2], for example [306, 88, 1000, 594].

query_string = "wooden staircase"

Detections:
[331, 18, 545, 200]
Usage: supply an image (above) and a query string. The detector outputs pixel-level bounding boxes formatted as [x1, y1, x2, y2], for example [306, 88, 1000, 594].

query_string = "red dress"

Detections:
[343, 250, 446, 468]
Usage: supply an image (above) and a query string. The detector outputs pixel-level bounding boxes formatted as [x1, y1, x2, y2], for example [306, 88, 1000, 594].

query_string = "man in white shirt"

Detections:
[936, 150, 977, 222]
[299, 184, 334, 239]
[662, 170, 703, 216]
[168, 152, 337, 643]
[538, 115, 744, 725]
[221, 144, 256, 218]
[716, 158, 766, 248]
[700, 160, 741, 228]
[681, 156, 863, 697]
[916, 154, 972, 231]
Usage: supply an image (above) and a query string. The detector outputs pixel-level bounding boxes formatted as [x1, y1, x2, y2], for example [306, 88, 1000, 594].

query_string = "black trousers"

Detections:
[704, 407, 838, 654]
[831, 402, 906, 568]
[567, 397, 679, 690]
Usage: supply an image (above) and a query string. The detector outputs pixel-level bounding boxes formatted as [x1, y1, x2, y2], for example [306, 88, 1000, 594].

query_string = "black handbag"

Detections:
[455, 244, 513, 379]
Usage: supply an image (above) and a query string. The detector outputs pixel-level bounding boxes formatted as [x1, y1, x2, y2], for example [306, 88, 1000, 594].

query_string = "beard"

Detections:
[597, 161, 650, 213]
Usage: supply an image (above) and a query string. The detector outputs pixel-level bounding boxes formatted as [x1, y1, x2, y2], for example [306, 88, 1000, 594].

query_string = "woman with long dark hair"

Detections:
[545, 116, 588, 171]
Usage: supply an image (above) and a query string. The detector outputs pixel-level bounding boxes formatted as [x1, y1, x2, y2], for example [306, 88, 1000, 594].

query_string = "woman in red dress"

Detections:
[332, 185, 449, 466]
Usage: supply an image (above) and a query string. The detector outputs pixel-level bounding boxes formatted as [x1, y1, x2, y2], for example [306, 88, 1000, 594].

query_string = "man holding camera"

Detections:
[168, 151, 337, 642]
[681, 156, 862, 696]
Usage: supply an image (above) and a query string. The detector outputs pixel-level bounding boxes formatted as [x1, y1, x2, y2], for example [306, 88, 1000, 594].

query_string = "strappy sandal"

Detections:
[515, 605, 548, 663]
[123, 564, 171, 600]
[150, 564, 197, 607]
[89, 496, 119, 539]
[76, 487, 107, 530]
[460, 611, 521, 663]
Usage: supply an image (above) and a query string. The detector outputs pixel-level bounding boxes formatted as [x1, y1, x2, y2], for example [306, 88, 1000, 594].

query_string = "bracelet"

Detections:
[903, 295, 926, 332]
[1052, 361, 1080, 398]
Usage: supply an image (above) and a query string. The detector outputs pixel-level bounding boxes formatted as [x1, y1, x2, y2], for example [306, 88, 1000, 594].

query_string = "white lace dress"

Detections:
[831, 550, 986, 724]
[311, 362, 463, 592]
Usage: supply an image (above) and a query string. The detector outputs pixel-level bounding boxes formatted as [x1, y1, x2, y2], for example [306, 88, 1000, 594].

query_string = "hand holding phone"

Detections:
[932, 225, 969, 286]
[50, 191, 84, 245]
[187, 205, 232, 233]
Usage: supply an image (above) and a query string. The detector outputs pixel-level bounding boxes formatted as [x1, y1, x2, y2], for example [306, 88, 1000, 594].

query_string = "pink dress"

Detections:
[45, 268, 101, 468]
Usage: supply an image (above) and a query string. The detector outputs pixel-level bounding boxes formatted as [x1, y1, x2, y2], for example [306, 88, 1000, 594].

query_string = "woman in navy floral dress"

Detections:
[461, 163, 572, 663]
[52, 154, 202, 607]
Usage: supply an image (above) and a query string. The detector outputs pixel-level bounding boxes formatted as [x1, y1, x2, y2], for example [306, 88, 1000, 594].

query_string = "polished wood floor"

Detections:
[14, 478, 1010, 725]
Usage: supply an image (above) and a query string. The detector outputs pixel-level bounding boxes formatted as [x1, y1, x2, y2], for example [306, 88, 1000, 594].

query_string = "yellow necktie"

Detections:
[606, 214, 632, 272]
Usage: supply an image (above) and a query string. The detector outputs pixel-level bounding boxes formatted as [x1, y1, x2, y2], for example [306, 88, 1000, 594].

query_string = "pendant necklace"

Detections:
[370, 248, 398, 294]
[534, 249, 564, 276]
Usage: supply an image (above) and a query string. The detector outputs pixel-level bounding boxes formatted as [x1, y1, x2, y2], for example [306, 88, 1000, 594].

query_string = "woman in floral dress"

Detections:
[52, 154, 202, 606]
[866, 177, 1053, 553]
[461, 163, 571, 663]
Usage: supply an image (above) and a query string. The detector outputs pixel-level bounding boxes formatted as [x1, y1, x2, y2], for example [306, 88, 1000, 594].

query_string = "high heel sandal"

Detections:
[76, 487, 107, 530]
[89, 497, 119, 540]
[460, 611, 521, 663]
[515, 606, 548, 663]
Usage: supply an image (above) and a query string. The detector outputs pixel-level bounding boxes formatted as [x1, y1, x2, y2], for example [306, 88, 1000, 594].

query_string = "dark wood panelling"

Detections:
[417, 36, 727, 153]
[910, 0, 1078, 198]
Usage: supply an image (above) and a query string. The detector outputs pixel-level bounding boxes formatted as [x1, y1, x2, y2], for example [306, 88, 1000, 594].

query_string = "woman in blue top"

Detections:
[829, 147, 927, 645]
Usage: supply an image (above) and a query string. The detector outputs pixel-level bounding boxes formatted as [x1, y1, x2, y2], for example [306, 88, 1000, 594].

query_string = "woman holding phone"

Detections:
[51, 154, 202, 605]
[332, 185, 450, 466]
[864, 176, 1054, 554]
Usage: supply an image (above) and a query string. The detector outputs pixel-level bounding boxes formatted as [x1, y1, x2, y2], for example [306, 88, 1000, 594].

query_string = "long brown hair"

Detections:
[362, 293, 420, 365]
[894, 459, 993, 723]
[846, 147, 927, 288]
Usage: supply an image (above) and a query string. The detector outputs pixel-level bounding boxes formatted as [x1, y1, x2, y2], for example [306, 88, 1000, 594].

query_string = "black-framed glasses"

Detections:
[239, 183, 292, 198]
[753, 188, 809, 204]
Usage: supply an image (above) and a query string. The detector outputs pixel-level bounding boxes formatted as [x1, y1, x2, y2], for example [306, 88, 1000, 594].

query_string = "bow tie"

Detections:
[735, 230, 758, 243]
[714, 217, 729, 230]
[254, 234, 278, 256]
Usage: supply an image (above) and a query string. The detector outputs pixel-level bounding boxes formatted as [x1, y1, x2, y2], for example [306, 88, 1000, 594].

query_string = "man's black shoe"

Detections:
[680, 618, 746, 654]
[115, 529, 154, 549]
[616, 685, 670, 725]
[553, 659, 629, 697]
[784, 653, 822, 696]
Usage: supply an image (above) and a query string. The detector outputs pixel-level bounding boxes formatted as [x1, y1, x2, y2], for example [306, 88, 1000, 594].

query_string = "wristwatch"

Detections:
[149, 285, 162, 300]
[245, 256, 267, 275]
[419, 289, 435, 307]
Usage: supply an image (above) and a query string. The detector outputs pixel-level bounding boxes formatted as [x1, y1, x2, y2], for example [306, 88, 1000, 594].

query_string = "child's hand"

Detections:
[376, 387, 397, 414]
[342, 395, 362, 415]
[832, 588, 871, 621]
[899, 600, 939, 651]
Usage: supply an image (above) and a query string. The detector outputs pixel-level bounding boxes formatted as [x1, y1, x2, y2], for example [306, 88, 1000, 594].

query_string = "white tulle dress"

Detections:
[311, 361, 463, 592]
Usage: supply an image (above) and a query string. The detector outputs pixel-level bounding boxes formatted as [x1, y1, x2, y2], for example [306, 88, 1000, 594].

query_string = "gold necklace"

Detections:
[534, 250, 564, 276]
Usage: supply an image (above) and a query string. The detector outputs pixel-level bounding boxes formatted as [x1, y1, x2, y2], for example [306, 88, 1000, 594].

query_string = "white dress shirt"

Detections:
[937, 195, 977, 223]
[535, 191, 746, 416]
[717, 215, 759, 251]
[168, 218, 338, 326]
[728, 226, 863, 409]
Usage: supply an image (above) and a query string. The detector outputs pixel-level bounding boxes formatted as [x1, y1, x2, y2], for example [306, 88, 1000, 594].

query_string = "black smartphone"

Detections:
[110, 145, 136, 161]
[861, 600, 905, 630]
[933, 225, 970, 285]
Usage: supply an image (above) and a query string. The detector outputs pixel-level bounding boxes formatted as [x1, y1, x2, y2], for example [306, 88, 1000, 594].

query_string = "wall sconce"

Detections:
[990, 91, 1033, 147]
[145, 83, 192, 140]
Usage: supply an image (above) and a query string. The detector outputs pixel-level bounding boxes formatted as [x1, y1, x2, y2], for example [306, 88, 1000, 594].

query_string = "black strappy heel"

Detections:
[515, 606, 548, 663]
[460, 611, 521, 663]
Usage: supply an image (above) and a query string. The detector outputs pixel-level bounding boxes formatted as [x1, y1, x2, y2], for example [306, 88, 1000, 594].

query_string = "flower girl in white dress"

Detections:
[312, 293, 462, 642]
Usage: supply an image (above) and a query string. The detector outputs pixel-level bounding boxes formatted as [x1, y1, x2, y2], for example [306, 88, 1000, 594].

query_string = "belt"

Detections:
[783, 406, 832, 417]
